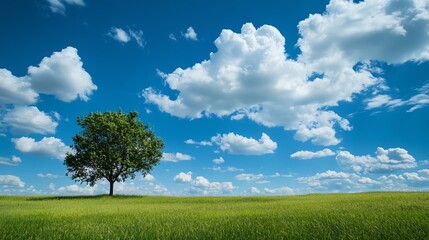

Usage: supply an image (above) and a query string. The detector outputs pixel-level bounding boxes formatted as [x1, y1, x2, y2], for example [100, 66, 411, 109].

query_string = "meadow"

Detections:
[1, 192, 428, 239]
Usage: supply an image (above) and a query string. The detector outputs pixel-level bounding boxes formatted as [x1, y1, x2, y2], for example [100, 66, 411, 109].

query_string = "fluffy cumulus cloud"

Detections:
[183, 27, 198, 40]
[12, 137, 71, 160]
[162, 152, 193, 162]
[109, 28, 145, 47]
[47, 0, 85, 14]
[0, 69, 38, 105]
[379, 169, 429, 189]
[290, 148, 335, 160]
[212, 157, 225, 164]
[0, 47, 95, 108]
[173, 171, 193, 183]
[190, 176, 235, 195]
[174, 171, 235, 195]
[0, 156, 21, 166]
[2, 106, 58, 135]
[297, 0, 429, 71]
[28, 47, 97, 102]
[298, 170, 379, 192]
[235, 173, 264, 181]
[0, 175, 25, 188]
[144, 23, 370, 146]
[336, 147, 417, 174]
[58, 184, 97, 195]
[211, 132, 277, 155]
[145, 0, 429, 146]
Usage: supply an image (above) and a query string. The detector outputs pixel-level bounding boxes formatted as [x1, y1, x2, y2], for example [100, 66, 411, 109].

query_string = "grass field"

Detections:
[1, 192, 428, 239]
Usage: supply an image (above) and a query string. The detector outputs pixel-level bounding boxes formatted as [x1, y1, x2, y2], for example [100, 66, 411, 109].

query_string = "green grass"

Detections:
[1, 192, 428, 239]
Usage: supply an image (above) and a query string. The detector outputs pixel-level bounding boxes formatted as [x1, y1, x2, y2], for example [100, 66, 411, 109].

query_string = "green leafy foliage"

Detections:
[64, 110, 163, 195]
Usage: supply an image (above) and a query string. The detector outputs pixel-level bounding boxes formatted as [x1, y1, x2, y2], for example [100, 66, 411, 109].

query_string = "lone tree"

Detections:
[65, 110, 164, 195]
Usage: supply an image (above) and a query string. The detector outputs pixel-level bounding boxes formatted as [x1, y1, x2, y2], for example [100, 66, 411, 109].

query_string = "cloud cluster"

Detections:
[109, 27, 145, 48]
[0, 47, 96, 105]
[173, 171, 235, 195]
[336, 147, 416, 174]
[0, 175, 25, 188]
[298, 170, 379, 192]
[12, 137, 71, 161]
[291, 148, 335, 160]
[145, 0, 429, 146]
[143, 23, 369, 146]
[235, 173, 264, 181]
[162, 152, 193, 162]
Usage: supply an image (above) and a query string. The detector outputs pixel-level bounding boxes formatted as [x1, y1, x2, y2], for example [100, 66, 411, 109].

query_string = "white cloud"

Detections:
[2, 106, 58, 135]
[190, 176, 235, 195]
[37, 173, 62, 179]
[185, 139, 213, 146]
[264, 187, 294, 195]
[12, 137, 71, 161]
[212, 157, 225, 164]
[211, 132, 277, 155]
[365, 83, 429, 112]
[47, 0, 85, 14]
[143, 23, 373, 146]
[58, 184, 97, 195]
[0, 156, 21, 166]
[0, 69, 38, 105]
[183, 27, 198, 41]
[246, 187, 261, 194]
[174, 172, 236, 195]
[129, 30, 145, 48]
[173, 171, 193, 183]
[0, 175, 25, 188]
[142, 173, 155, 182]
[145, 1, 429, 146]
[297, 0, 429, 71]
[109, 28, 131, 43]
[162, 152, 193, 162]
[235, 173, 264, 181]
[336, 147, 417, 174]
[109, 28, 146, 48]
[169, 33, 177, 41]
[208, 166, 244, 172]
[298, 170, 379, 192]
[290, 148, 335, 160]
[28, 46, 97, 102]
[379, 169, 429, 190]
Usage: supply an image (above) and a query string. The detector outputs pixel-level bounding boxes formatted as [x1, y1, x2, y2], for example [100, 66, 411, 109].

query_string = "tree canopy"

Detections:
[64, 110, 164, 195]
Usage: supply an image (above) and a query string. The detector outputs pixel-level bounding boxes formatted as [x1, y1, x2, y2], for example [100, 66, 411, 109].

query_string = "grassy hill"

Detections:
[1, 192, 428, 239]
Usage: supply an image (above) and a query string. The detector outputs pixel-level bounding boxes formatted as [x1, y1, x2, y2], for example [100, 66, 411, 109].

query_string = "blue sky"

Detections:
[1, 0, 429, 196]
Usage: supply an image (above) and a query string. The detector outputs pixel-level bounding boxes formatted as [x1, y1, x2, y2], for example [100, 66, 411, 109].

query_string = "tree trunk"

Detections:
[109, 181, 114, 196]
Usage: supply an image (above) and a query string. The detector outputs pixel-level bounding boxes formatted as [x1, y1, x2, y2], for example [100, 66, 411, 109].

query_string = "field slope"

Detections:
[1, 192, 428, 239]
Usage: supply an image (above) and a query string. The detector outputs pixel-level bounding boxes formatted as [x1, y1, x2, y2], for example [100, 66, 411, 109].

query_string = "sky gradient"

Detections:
[1, 0, 429, 196]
